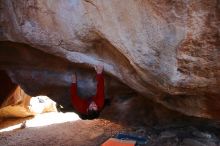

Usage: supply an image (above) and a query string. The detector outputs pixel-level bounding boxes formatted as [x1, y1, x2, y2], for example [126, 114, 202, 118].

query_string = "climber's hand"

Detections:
[72, 73, 77, 83]
[95, 64, 104, 74]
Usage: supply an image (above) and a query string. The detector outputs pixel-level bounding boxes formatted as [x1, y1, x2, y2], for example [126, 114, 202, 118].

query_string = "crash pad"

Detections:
[116, 133, 148, 145]
[101, 138, 136, 146]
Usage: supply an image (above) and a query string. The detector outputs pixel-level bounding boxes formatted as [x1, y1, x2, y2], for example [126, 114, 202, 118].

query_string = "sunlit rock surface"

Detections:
[0, 0, 219, 119]
[29, 96, 57, 114]
[0, 84, 57, 118]
[0, 70, 32, 118]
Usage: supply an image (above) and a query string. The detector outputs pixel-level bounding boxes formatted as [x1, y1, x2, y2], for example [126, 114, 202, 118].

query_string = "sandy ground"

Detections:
[1, 95, 220, 146]
[0, 112, 126, 146]
[1, 112, 220, 146]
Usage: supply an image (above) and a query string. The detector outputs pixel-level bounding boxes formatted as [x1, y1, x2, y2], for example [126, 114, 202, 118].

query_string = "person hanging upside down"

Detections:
[71, 65, 104, 119]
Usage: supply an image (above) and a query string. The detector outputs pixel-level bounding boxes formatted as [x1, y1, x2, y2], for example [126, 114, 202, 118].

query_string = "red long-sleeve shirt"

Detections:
[71, 73, 104, 114]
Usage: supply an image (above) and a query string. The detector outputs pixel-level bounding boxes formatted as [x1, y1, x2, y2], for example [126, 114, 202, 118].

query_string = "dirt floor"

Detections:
[1, 95, 220, 146]
[0, 112, 220, 146]
[0, 112, 127, 146]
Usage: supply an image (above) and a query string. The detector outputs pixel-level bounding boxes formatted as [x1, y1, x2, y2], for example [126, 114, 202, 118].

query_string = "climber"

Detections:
[71, 65, 104, 119]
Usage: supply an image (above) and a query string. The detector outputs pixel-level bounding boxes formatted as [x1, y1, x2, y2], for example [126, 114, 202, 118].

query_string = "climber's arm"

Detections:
[71, 73, 88, 114]
[92, 65, 105, 110]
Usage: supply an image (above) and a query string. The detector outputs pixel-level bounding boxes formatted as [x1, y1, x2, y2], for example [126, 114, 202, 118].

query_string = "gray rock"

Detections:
[160, 131, 176, 139]
[192, 131, 212, 139]
[204, 141, 217, 146]
[182, 138, 206, 146]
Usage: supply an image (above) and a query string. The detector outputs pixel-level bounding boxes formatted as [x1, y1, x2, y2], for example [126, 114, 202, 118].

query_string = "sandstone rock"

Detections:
[0, 105, 33, 118]
[0, 70, 34, 118]
[0, 86, 34, 118]
[29, 96, 57, 114]
[0, 69, 57, 117]
[0, 0, 219, 119]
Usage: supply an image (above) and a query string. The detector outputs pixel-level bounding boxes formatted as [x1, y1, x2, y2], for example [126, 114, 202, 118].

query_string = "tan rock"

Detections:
[0, 86, 34, 118]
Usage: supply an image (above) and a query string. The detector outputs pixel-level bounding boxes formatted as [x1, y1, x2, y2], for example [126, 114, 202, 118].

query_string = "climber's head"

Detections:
[87, 101, 99, 119]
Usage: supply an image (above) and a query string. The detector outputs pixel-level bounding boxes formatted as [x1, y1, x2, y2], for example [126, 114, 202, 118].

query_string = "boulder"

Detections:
[0, 86, 34, 118]
[29, 96, 57, 114]
[0, 70, 57, 118]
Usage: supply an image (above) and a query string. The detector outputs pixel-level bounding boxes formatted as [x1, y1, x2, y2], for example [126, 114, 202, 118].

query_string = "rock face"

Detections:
[0, 0, 219, 119]
[0, 70, 17, 106]
[0, 70, 57, 118]
[0, 71, 33, 118]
